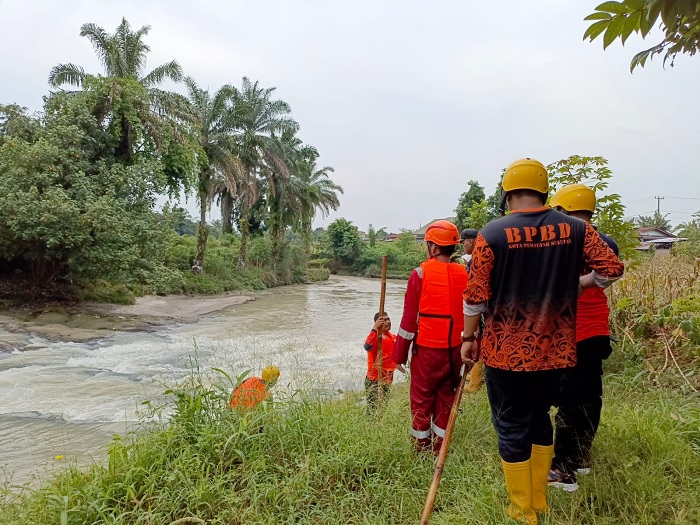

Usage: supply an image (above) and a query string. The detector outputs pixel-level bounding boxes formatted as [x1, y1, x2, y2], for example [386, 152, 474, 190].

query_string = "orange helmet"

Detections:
[424, 220, 461, 246]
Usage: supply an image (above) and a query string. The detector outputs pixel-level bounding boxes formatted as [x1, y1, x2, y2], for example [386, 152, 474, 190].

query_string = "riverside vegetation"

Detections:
[1, 255, 698, 525]
[0, 18, 341, 305]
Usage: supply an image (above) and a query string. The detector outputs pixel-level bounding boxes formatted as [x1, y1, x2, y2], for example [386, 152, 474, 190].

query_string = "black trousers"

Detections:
[485, 365, 570, 463]
[552, 336, 611, 474]
[364, 377, 391, 415]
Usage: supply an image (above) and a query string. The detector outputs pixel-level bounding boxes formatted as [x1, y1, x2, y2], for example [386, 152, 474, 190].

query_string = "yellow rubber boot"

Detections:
[502, 459, 538, 524]
[531, 444, 554, 513]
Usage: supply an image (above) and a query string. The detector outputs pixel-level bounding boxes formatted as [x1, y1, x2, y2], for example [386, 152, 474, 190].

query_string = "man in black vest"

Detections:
[461, 158, 624, 524]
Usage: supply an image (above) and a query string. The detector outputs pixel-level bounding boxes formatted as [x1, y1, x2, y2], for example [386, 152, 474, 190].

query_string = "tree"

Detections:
[228, 77, 298, 267]
[181, 78, 243, 273]
[262, 130, 307, 263]
[584, 0, 700, 72]
[455, 180, 486, 230]
[327, 218, 363, 266]
[293, 151, 342, 255]
[0, 94, 180, 291]
[547, 155, 639, 261]
[636, 210, 672, 230]
[164, 206, 197, 236]
[674, 211, 700, 259]
[463, 200, 492, 230]
[368, 225, 377, 247]
[48, 18, 190, 173]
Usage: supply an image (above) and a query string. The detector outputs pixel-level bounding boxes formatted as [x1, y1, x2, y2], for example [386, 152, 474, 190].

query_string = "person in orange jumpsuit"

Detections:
[363, 311, 398, 415]
[461, 158, 624, 523]
[548, 184, 619, 492]
[229, 365, 280, 411]
[393, 220, 468, 455]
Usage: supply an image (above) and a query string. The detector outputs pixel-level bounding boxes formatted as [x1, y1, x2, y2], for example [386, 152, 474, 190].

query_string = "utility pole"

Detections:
[654, 196, 664, 213]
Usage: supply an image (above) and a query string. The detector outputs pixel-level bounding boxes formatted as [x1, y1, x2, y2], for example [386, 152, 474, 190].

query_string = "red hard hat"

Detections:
[424, 220, 461, 246]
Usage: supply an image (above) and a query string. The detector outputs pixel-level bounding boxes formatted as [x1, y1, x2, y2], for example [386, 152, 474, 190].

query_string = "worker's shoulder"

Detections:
[596, 231, 619, 253]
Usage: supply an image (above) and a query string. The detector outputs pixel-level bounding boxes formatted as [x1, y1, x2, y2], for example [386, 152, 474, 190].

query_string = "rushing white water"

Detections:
[0, 276, 407, 485]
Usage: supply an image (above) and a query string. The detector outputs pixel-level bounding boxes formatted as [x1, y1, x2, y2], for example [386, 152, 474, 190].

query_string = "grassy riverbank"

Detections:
[0, 234, 330, 308]
[1, 357, 698, 525]
[1, 257, 697, 524]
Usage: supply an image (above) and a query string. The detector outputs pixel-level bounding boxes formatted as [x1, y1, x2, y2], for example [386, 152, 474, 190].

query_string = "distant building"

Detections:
[636, 227, 686, 251]
[412, 217, 458, 242]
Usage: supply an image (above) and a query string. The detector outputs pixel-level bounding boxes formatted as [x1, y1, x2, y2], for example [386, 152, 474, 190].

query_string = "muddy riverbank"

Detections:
[0, 293, 256, 351]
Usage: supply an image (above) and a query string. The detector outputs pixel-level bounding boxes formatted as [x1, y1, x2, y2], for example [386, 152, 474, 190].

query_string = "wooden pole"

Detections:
[419, 364, 468, 525]
[376, 255, 388, 407]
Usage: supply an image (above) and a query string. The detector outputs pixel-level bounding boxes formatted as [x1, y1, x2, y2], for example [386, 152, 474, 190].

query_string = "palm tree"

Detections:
[48, 18, 184, 163]
[294, 151, 343, 254]
[263, 131, 309, 263]
[228, 77, 298, 267]
[636, 211, 672, 231]
[182, 78, 244, 273]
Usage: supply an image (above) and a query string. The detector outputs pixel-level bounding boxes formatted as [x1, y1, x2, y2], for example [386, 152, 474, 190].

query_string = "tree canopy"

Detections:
[0, 18, 342, 297]
[636, 210, 672, 230]
[547, 155, 640, 261]
[584, 0, 700, 71]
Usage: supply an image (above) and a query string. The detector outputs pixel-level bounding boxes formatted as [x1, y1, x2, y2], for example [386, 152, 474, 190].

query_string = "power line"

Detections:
[625, 197, 654, 204]
[664, 196, 700, 200]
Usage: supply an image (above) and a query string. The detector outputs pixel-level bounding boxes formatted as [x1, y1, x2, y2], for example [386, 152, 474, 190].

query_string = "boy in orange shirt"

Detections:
[363, 311, 397, 415]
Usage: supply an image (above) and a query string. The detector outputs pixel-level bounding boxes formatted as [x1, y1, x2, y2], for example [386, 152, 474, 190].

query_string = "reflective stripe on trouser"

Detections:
[409, 344, 461, 454]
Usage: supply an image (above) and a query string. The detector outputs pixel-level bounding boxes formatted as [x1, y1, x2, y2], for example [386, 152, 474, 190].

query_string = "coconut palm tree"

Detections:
[296, 155, 342, 254]
[181, 78, 244, 273]
[48, 18, 184, 163]
[636, 211, 672, 231]
[228, 77, 298, 267]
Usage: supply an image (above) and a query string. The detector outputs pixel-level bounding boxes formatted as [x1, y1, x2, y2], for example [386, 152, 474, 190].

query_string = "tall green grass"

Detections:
[2, 365, 698, 524]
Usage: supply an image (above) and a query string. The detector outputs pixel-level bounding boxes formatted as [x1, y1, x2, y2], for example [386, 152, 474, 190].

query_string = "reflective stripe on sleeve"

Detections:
[415, 266, 423, 278]
[432, 423, 446, 438]
[411, 427, 432, 439]
[398, 327, 415, 340]
[463, 301, 486, 316]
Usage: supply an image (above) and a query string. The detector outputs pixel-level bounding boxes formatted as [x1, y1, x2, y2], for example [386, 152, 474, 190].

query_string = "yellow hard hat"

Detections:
[502, 158, 549, 194]
[550, 184, 596, 213]
[262, 365, 280, 383]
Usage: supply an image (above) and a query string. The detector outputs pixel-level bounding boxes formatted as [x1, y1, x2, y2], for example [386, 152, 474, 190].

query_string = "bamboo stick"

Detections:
[419, 364, 468, 524]
[376, 255, 388, 407]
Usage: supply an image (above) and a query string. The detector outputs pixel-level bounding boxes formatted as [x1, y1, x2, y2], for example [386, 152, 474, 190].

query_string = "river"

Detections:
[0, 276, 407, 486]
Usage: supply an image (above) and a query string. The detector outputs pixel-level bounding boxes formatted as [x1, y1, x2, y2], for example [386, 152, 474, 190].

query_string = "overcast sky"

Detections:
[1, 0, 698, 231]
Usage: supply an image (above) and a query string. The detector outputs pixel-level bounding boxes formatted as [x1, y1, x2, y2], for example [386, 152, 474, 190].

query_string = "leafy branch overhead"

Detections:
[584, 0, 700, 71]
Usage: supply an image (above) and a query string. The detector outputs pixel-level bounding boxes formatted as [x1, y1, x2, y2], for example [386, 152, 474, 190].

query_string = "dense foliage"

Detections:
[673, 211, 700, 259]
[584, 0, 700, 71]
[455, 179, 501, 231]
[0, 19, 341, 300]
[547, 155, 640, 262]
[635, 210, 673, 230]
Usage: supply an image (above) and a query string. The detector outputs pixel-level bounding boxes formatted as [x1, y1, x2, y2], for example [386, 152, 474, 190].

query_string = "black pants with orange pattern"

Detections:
[485, 365, 571, 463]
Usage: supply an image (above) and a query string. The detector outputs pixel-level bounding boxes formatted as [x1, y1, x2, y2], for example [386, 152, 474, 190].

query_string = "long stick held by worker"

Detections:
[376, 255, 388, 405]
[419, 364, 469, 524]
